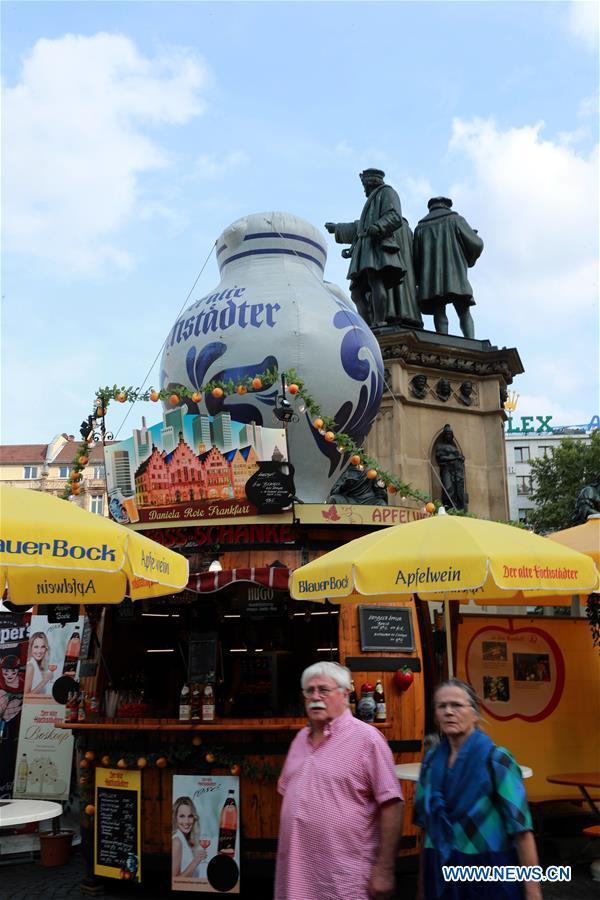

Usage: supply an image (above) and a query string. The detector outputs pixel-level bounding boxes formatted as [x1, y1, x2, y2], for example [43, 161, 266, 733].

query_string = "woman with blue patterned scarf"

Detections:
[414, 678, 542, 899]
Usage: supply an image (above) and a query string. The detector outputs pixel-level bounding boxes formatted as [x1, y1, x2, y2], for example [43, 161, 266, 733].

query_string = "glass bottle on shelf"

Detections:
[179, 683, 191, 722]
[77, 692, 87, 722]
[349, 680, 357, 716]
[357, 683, 376, 723]
[190, 683, 201, 722]
[202, 683, 215, 722]
[374, 679, 386, 723]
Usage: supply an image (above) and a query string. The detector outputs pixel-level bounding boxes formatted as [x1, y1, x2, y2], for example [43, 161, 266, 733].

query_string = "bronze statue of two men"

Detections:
[326, 169, 483, 338]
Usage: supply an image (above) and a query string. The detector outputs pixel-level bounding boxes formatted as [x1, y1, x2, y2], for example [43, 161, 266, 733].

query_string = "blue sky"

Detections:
[1, 1, 598, 448]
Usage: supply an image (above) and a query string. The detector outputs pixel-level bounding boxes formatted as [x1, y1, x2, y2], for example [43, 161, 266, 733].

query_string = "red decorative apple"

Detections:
[394, 667, 414, 691]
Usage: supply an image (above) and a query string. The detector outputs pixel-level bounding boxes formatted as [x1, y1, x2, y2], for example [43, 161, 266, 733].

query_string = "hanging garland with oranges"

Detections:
[83, 367, 430, 504]
[77, 740, 280, 823]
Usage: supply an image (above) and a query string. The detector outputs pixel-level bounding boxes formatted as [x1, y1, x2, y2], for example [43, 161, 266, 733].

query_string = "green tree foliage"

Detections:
[527, 430, 600, 533]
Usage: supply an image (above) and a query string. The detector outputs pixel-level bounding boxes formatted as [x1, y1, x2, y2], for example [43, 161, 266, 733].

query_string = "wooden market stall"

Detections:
[58, 503, 431, 887]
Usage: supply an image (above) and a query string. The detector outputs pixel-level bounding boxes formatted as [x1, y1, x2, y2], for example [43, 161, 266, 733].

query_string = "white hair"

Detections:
[301, 661, 352, 691]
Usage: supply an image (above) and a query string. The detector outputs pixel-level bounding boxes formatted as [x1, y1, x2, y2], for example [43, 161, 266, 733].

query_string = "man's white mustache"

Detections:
[309, 701, 327, 710]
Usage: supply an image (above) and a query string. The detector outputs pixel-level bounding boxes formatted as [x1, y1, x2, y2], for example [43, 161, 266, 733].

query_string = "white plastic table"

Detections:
[0, 799, 62, 827]
[395, 762, 533, 781]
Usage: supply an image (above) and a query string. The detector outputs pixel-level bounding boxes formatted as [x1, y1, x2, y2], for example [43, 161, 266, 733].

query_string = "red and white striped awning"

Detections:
[187, 567, 291, 594]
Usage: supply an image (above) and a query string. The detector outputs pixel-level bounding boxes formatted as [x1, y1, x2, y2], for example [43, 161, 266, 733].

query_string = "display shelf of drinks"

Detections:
[58, 679, 392, 730]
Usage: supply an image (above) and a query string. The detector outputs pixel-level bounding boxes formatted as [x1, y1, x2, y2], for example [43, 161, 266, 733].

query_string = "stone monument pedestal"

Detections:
[365, 327, 523, 521]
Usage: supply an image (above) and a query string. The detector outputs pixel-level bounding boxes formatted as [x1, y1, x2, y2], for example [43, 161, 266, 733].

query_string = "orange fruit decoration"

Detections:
[288, 383, 299, 395]
[230, 764, 240, 776]
[156, 756, 168, 768]
[84, 751, 95, 762]
[192, 736, 202, 747]
[96, 407, 105, 417]
[101, 755, 110, 766]
[149, 390, 160, 402]
[388, 484, 398, 494]
[169, 394, 180, 406]
[313, 418, 324, 430]
[366, 469, 378, 480]
[71, 486, 80, 495]
[85, 804, 95, 816]
[324, 431, 335, 442]
[117, 758, 127, 769]
[191, 392, 202, 403]
[236, 385, 248, 394]
[79, 759, 89, 769]
[79, 776, 88, 785]
[78, 455, 89, 466]
[137, 757, 148, 769]
[117, 392, 127, 403]
[349, 454, 361, 466]
[205, 752, 215, 764]
[251, 377, 262, 390]
[212, 387, 224, 398]
[425, 502, 436, 514]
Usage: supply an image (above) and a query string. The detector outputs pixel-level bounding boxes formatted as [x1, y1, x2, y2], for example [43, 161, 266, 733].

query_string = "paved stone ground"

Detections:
[2, 848, 598, 899]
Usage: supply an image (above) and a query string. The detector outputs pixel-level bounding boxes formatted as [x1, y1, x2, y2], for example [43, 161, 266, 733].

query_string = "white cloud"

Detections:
[2, 33, 210, 275]
[513, 392, 591, 428]
[194, 151, 249, 180]
[448, 117, 598, 314]
[566, 1, 599, 51]
[578, 94, 598, 119]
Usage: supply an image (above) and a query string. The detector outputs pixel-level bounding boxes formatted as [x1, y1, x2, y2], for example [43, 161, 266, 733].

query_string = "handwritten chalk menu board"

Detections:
[94, 768, 141, 881]
[189, 632, 218, 682]
[358, 606, 415, 652]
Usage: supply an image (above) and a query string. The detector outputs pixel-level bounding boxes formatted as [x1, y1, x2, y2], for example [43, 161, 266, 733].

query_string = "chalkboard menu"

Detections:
[245, 461, 295, 513]
[47, 604, 79, 624]
[358, 606, 415, 652]
[189, 632, 218, 682]
[95, 768, 141, 881]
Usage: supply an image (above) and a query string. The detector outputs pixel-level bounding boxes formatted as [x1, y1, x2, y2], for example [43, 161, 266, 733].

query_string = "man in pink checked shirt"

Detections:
[275, 661, 404, 900]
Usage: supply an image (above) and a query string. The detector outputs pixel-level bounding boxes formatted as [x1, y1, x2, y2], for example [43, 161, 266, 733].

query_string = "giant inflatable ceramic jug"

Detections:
[160, 211, 384, 502]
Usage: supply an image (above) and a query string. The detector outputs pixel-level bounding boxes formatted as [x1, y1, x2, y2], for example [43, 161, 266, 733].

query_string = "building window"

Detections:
[518, 508, 530, 523]
[539, 446, 554, 458]
[93, 465, 105, 480]
[514, 446, 530, 463]
[23, 466, 38, 479]
[516, 476, 533, 495]
[90, 495, 104, 515]
[58, 466, 70, 479]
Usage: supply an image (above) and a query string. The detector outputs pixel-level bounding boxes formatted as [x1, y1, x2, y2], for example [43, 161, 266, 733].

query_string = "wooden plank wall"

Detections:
[338, 598, 424, 854]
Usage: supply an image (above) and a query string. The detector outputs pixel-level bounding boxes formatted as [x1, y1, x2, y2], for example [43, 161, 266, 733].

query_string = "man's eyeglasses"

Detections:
[302, 686, 342, 698]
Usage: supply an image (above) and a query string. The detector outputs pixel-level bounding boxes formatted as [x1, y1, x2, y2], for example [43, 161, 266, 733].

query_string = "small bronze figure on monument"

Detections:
[326, 169, 422, 329]
[435, 424, 467, 511]
[413, 197, 483, 339]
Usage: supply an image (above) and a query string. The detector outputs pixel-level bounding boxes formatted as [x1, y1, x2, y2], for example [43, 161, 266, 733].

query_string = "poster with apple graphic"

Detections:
[465, 621, 565, 722]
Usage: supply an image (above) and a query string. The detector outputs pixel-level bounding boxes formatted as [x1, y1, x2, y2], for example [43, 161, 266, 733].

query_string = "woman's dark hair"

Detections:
[434, 678, 481, 715]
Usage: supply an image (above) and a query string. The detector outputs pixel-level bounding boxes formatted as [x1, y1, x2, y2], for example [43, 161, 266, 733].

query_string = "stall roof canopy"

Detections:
[187, 566, 291, 594]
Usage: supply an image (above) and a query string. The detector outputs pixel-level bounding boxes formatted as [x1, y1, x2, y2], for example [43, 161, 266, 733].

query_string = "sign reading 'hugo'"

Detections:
[160, 211, 385, 503]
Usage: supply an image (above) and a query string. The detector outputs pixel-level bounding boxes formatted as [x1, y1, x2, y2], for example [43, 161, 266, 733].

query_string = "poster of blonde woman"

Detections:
[172, 775, 240, 893]
[14, 614, 84, 800]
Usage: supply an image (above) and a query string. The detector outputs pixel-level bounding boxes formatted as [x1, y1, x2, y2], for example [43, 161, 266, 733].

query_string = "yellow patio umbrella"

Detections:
[547, 514, 600, 567]
[0, 485, 189, 605]
[289, 511, 599, 675]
